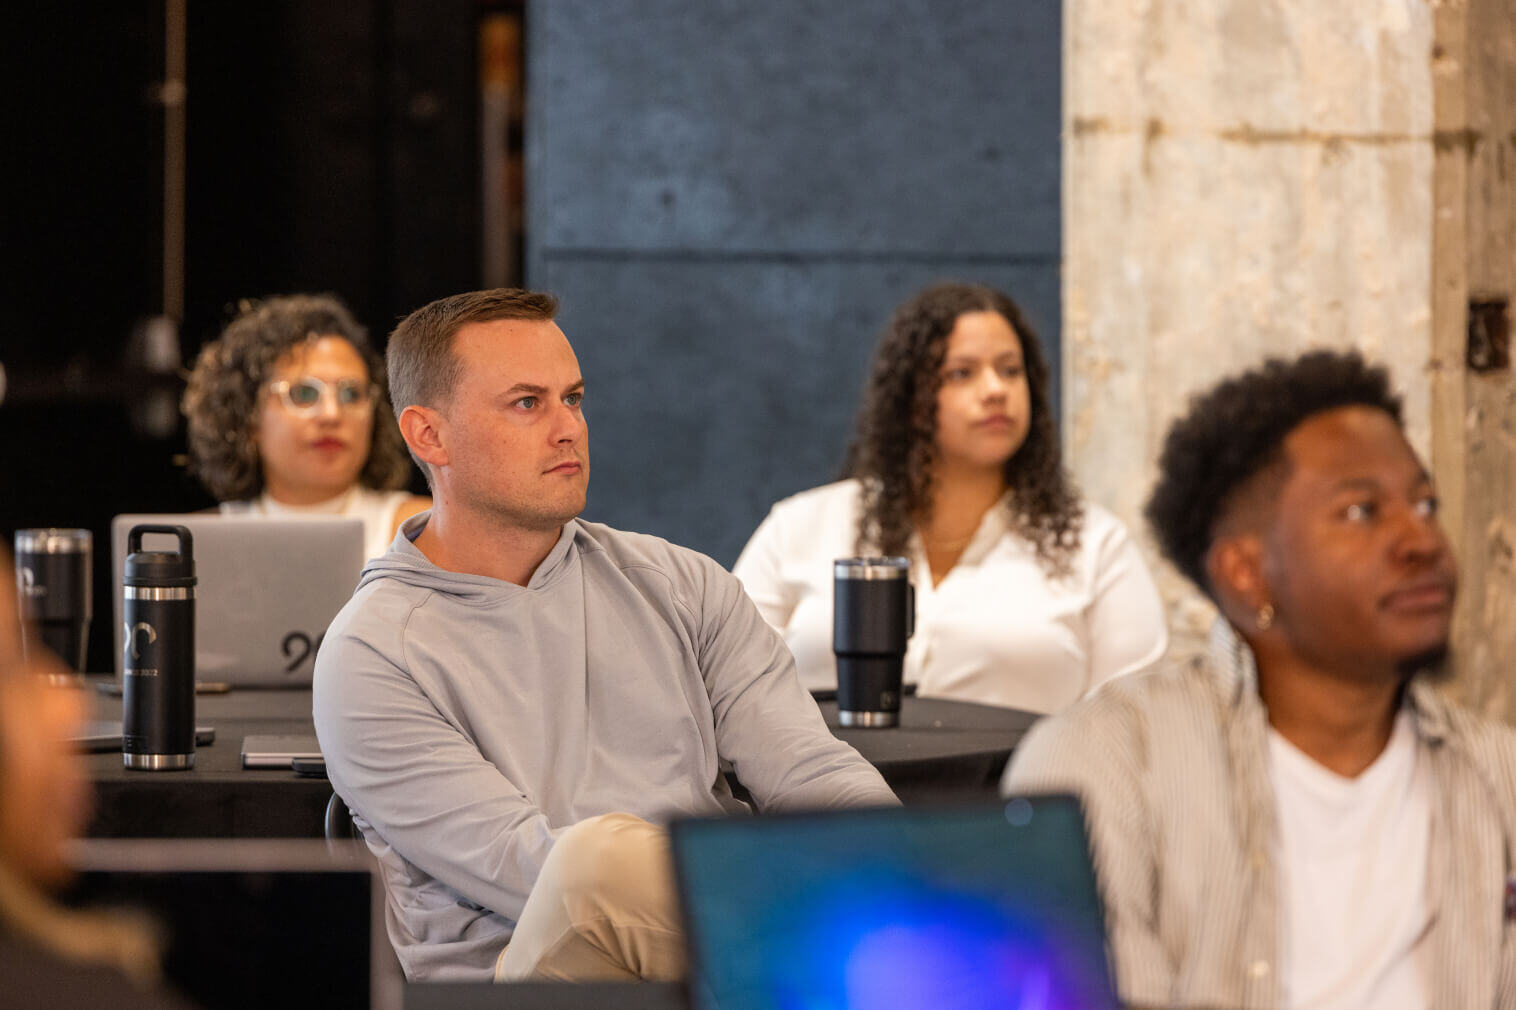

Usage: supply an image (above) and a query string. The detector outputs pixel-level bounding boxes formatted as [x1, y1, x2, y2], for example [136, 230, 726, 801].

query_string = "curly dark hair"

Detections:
[182, 293, 413, 501]
[1145, 349, 1403, 598]
[842, 281, 1083, 575]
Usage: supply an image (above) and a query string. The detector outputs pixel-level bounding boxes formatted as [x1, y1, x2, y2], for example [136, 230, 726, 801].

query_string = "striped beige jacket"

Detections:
[1003, 620, 1516, 1009]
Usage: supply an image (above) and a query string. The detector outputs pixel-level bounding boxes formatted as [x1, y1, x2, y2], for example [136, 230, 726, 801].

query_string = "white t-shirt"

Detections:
[220, 486, 415, 563]
[731, 479, 1168, 712]
[1268, 709, 1432, 1010]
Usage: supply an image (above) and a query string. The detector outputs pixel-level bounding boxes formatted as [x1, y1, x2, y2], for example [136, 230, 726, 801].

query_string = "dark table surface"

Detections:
[817, 695, 1039, 798]
[85, 684, 334, 838]
[404, 982, 685, 1010]
[84, 681, 1038, 838]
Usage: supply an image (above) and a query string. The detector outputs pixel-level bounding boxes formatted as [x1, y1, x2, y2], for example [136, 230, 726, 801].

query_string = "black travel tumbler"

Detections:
[122, 524, 197, 770]
[833, 557, 914, 728]
[13, 528, 93, 672]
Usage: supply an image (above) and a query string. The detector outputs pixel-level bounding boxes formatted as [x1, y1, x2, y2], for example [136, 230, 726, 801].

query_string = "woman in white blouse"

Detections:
[733, 282, 1167, 712]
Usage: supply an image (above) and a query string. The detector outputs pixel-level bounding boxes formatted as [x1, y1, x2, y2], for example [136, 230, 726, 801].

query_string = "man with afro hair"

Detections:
[1004, 350, 1516, 1009]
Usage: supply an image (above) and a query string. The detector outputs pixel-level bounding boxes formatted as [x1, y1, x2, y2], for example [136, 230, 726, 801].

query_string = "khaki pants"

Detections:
[494, 812, 686, 982]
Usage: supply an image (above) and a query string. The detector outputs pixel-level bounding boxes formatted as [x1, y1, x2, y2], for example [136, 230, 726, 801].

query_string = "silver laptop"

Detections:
[64, 838, 400, 1010]
[111, 514, 365, 687]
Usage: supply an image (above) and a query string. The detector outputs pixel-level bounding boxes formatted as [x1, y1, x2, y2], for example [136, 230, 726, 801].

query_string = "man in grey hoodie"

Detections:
[312, 288, 898, 984]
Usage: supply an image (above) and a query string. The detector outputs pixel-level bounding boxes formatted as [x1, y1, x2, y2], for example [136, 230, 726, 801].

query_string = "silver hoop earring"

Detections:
[1256, 604, 1275, 631]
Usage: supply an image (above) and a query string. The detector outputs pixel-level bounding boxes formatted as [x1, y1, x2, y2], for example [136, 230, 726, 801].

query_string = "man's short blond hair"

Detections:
[387, 288, 560, 413]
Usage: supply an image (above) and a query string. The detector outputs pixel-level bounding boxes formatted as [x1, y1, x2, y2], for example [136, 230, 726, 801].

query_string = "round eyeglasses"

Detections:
[266, 376, 378, 414]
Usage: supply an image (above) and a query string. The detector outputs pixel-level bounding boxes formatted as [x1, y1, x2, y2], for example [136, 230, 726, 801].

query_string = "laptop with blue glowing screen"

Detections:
[670, 795, 1120, 1010]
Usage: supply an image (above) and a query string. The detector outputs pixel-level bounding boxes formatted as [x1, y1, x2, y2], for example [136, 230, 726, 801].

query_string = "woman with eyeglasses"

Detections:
[183, 294, 430, 561]
[734, 281, 1168, 713]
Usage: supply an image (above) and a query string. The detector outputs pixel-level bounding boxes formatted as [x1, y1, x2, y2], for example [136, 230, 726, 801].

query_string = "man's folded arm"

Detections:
[314, 635, 562, 922]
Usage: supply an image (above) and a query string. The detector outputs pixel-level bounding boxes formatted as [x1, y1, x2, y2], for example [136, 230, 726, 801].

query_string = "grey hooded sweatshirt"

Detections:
[312, 514, 898, 981]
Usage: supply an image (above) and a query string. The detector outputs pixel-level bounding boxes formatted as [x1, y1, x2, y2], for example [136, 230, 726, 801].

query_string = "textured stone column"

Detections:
[1432, 0, 1516, 719]
[1065, 0, 1516, 717]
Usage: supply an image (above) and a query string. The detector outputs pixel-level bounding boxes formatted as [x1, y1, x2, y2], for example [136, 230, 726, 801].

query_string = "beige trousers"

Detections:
[494, 812, 687, 982]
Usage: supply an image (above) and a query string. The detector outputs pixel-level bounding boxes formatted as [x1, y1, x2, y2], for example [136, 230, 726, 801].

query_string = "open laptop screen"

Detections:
[110, 515, 364, 686]
[671, 795, 1120, 1010]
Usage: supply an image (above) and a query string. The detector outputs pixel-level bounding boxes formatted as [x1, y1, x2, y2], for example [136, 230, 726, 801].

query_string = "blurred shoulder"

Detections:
[1041, 657, 1210, 733]
[1009, 656, 1225, 782]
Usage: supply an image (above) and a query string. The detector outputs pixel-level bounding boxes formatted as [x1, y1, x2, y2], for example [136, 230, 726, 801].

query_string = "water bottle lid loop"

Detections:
[124, 524, 197, 587]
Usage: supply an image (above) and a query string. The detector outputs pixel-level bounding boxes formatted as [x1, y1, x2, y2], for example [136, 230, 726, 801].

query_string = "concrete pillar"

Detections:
[1432, 0, 1516, 719]
[1066, 0, 1516, 718]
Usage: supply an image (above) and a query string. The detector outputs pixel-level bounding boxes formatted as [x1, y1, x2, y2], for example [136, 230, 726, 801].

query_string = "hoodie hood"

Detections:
[356, 510, 582, 602]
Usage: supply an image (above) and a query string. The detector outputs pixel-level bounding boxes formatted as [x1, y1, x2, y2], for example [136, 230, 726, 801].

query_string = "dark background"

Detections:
[0, 1, 1060, 672]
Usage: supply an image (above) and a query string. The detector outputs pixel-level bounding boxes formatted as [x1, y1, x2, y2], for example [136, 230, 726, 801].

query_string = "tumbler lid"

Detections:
[14, 528, 92, 554]
[124, 524, 197, 587]
[833, 556, 910, 580]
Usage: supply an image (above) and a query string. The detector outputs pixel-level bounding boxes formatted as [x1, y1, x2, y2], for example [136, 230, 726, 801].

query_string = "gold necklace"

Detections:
[920, 527, 977, 551]
[919, 482, 1005, 553]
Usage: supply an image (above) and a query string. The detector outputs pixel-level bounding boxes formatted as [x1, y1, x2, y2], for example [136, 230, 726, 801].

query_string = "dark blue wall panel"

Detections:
[528, 0, 1061, 566]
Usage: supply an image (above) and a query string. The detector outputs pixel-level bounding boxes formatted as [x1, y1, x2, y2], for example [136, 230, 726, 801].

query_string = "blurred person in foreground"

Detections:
[1004, 350, 1516, 1008]
[0, 556, 192, 1009]
[734, 281, 1167, 711]
[313, 288, 898, 983]
[183, 294, 430, 562]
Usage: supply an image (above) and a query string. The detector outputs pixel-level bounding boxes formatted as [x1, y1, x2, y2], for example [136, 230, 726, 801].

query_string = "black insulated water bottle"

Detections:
[833, 556, 915, 728]
[122, 524, 197, 770]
